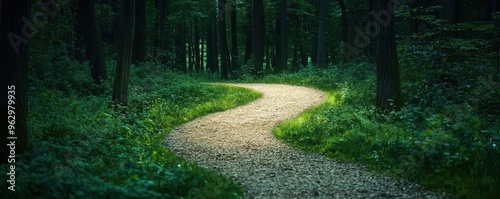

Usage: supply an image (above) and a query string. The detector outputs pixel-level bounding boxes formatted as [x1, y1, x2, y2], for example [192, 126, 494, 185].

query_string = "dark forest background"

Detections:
[0, 0, 499, 198]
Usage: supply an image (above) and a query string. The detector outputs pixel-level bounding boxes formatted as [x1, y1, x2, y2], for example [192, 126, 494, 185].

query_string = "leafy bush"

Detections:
[1, 61, 261, 198]
[254, 61, 500, 198]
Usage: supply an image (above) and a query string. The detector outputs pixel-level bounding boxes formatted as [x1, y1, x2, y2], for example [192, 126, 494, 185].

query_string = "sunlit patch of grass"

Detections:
[258, 66, 499, 198]
[0, 66, 261, 198]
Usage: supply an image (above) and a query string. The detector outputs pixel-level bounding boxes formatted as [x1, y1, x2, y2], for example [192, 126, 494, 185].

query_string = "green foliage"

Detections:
[1, 61, 260, 198]
[253, 62, 500, 198]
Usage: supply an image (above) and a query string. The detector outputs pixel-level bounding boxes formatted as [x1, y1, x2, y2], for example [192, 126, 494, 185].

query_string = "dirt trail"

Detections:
[165, 84, 447, 199]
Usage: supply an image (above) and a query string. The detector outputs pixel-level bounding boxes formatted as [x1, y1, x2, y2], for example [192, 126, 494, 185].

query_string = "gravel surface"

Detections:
[165, 84, 450, 199]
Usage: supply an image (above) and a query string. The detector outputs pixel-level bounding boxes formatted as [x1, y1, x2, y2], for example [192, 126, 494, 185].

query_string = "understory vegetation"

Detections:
[0, 60, 260, 198]
[1, 0, 498, 198]
[256, 33, 500, 198]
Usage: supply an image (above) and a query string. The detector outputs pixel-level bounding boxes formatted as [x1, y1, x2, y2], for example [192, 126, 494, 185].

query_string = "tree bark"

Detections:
[113, 0, 135, 106]
[78, 0, 108, 83]
[440, 0, 457, 23]
[230, 0, 239, 77]
[194, 25, 201, 72]
[373, 0, 403, 111]
[337, 0, 349, 63]
[201, 33, 205, 71]
[132, 0, 147, 64]
[188, 24, 194, 71]
[219, 0, 230, 79]
[252, 0, 265, 77]
[0, 0, 30, 163]
[280, 0, 289, 71]
[207, 14, 218, 73]
[175, 24, 186, 71]
[317, 0, 327, 68]
[244, 0, 253, 64]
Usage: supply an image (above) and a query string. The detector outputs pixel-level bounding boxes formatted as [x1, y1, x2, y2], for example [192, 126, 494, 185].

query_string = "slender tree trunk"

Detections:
[293, 42, 298, 69]
[206, 21, 215, 73]
[337, 0, 349, 63]
[301, 45, 308, 67]
[252, 0, 265, 77]
[317, 0, 327, 68]
[194, 25, 201, 72]
[132, 0, 146, 64]
[299, 17, 309, 67]
[373, 0, 403, 111]
[309, 0, 318, 65]
[280, 0, 289, 71]
[440, 0, 457, 23]
[276, 8, 282, 72]
[0, 0, 30, 163]
[207, 14, 218, 73]
[201, 34, 205, 71]
[153, 0, 158, 58]
[230, 1, 239, 77]
[78, 0, 108, 83]
[244, 0, 253, 63]
[265, 42, 271, 72]
[219, 0, 230, 79]
[175, 24, 186, 72]
[113, 0, 135, 106]
[188, 23, 193, 71]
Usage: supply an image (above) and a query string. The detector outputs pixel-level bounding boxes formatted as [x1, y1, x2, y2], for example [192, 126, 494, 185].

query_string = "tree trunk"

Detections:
[276, 0, 288, 73]
[337, 0, 349, 63]
[230, 1, 239, 77]
[317, 0, 327, 68]
[132, 0, 146, 64]
[188, 24, 193, 72]
[252, 0, 265, 77]
[301, 44, 308, 67]
[201, 34, 205, 71]
[440, 0, 457, 23]
[78, 0, 108, 83]
[276, 8, 282, 72]
[373, 0, 403, 111]
[219, 0, 230, 79]
[194, 25, 201, 72]
[244, 0, 253, 63]
[175, 24, 186, 72]
[113, 0, 135, 106]
[0, 0, 30, 163]
[207, 14, 218, 73]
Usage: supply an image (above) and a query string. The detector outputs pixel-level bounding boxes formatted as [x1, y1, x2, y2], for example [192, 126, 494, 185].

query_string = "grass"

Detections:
[0, 63, 261, 198]
[245, 65, 500, 199]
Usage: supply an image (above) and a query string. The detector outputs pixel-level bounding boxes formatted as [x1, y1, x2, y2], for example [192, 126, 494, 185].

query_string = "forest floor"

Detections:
[165, 84, 449, 199]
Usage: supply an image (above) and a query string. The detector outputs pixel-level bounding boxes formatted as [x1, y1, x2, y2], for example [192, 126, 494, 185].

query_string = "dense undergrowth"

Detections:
[0, 58, 261, 198]
[246, 45, 500, 198]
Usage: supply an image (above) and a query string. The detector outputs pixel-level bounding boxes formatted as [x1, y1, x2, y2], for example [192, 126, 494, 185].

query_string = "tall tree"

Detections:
[78, 0, 108, 83]
[252, 0, 265, 76]
[373, 0, 403, 111]
[280, 0, 289, 71]
[113, 0, 135, 106]
[244, 0, 253, 63]
[0, 0, 30, 163]
[194, 24, 201, 72]
[230, 0, 240, 76]
[316, 0, 327, 68]
[175, 24, 186, 71]
[132, 0, 147, 64]
[337, 0, 349, 63]
[207, 14, 218, 73]
[440, 0, 463, 23]
[219, 0, 230, 79]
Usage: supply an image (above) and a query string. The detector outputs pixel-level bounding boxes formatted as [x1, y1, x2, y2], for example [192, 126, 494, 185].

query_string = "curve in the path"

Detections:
[165, 84, 447, 199]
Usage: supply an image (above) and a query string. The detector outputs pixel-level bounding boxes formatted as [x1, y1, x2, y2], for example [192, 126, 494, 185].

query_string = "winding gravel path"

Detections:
[165, 84, 448, 199]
